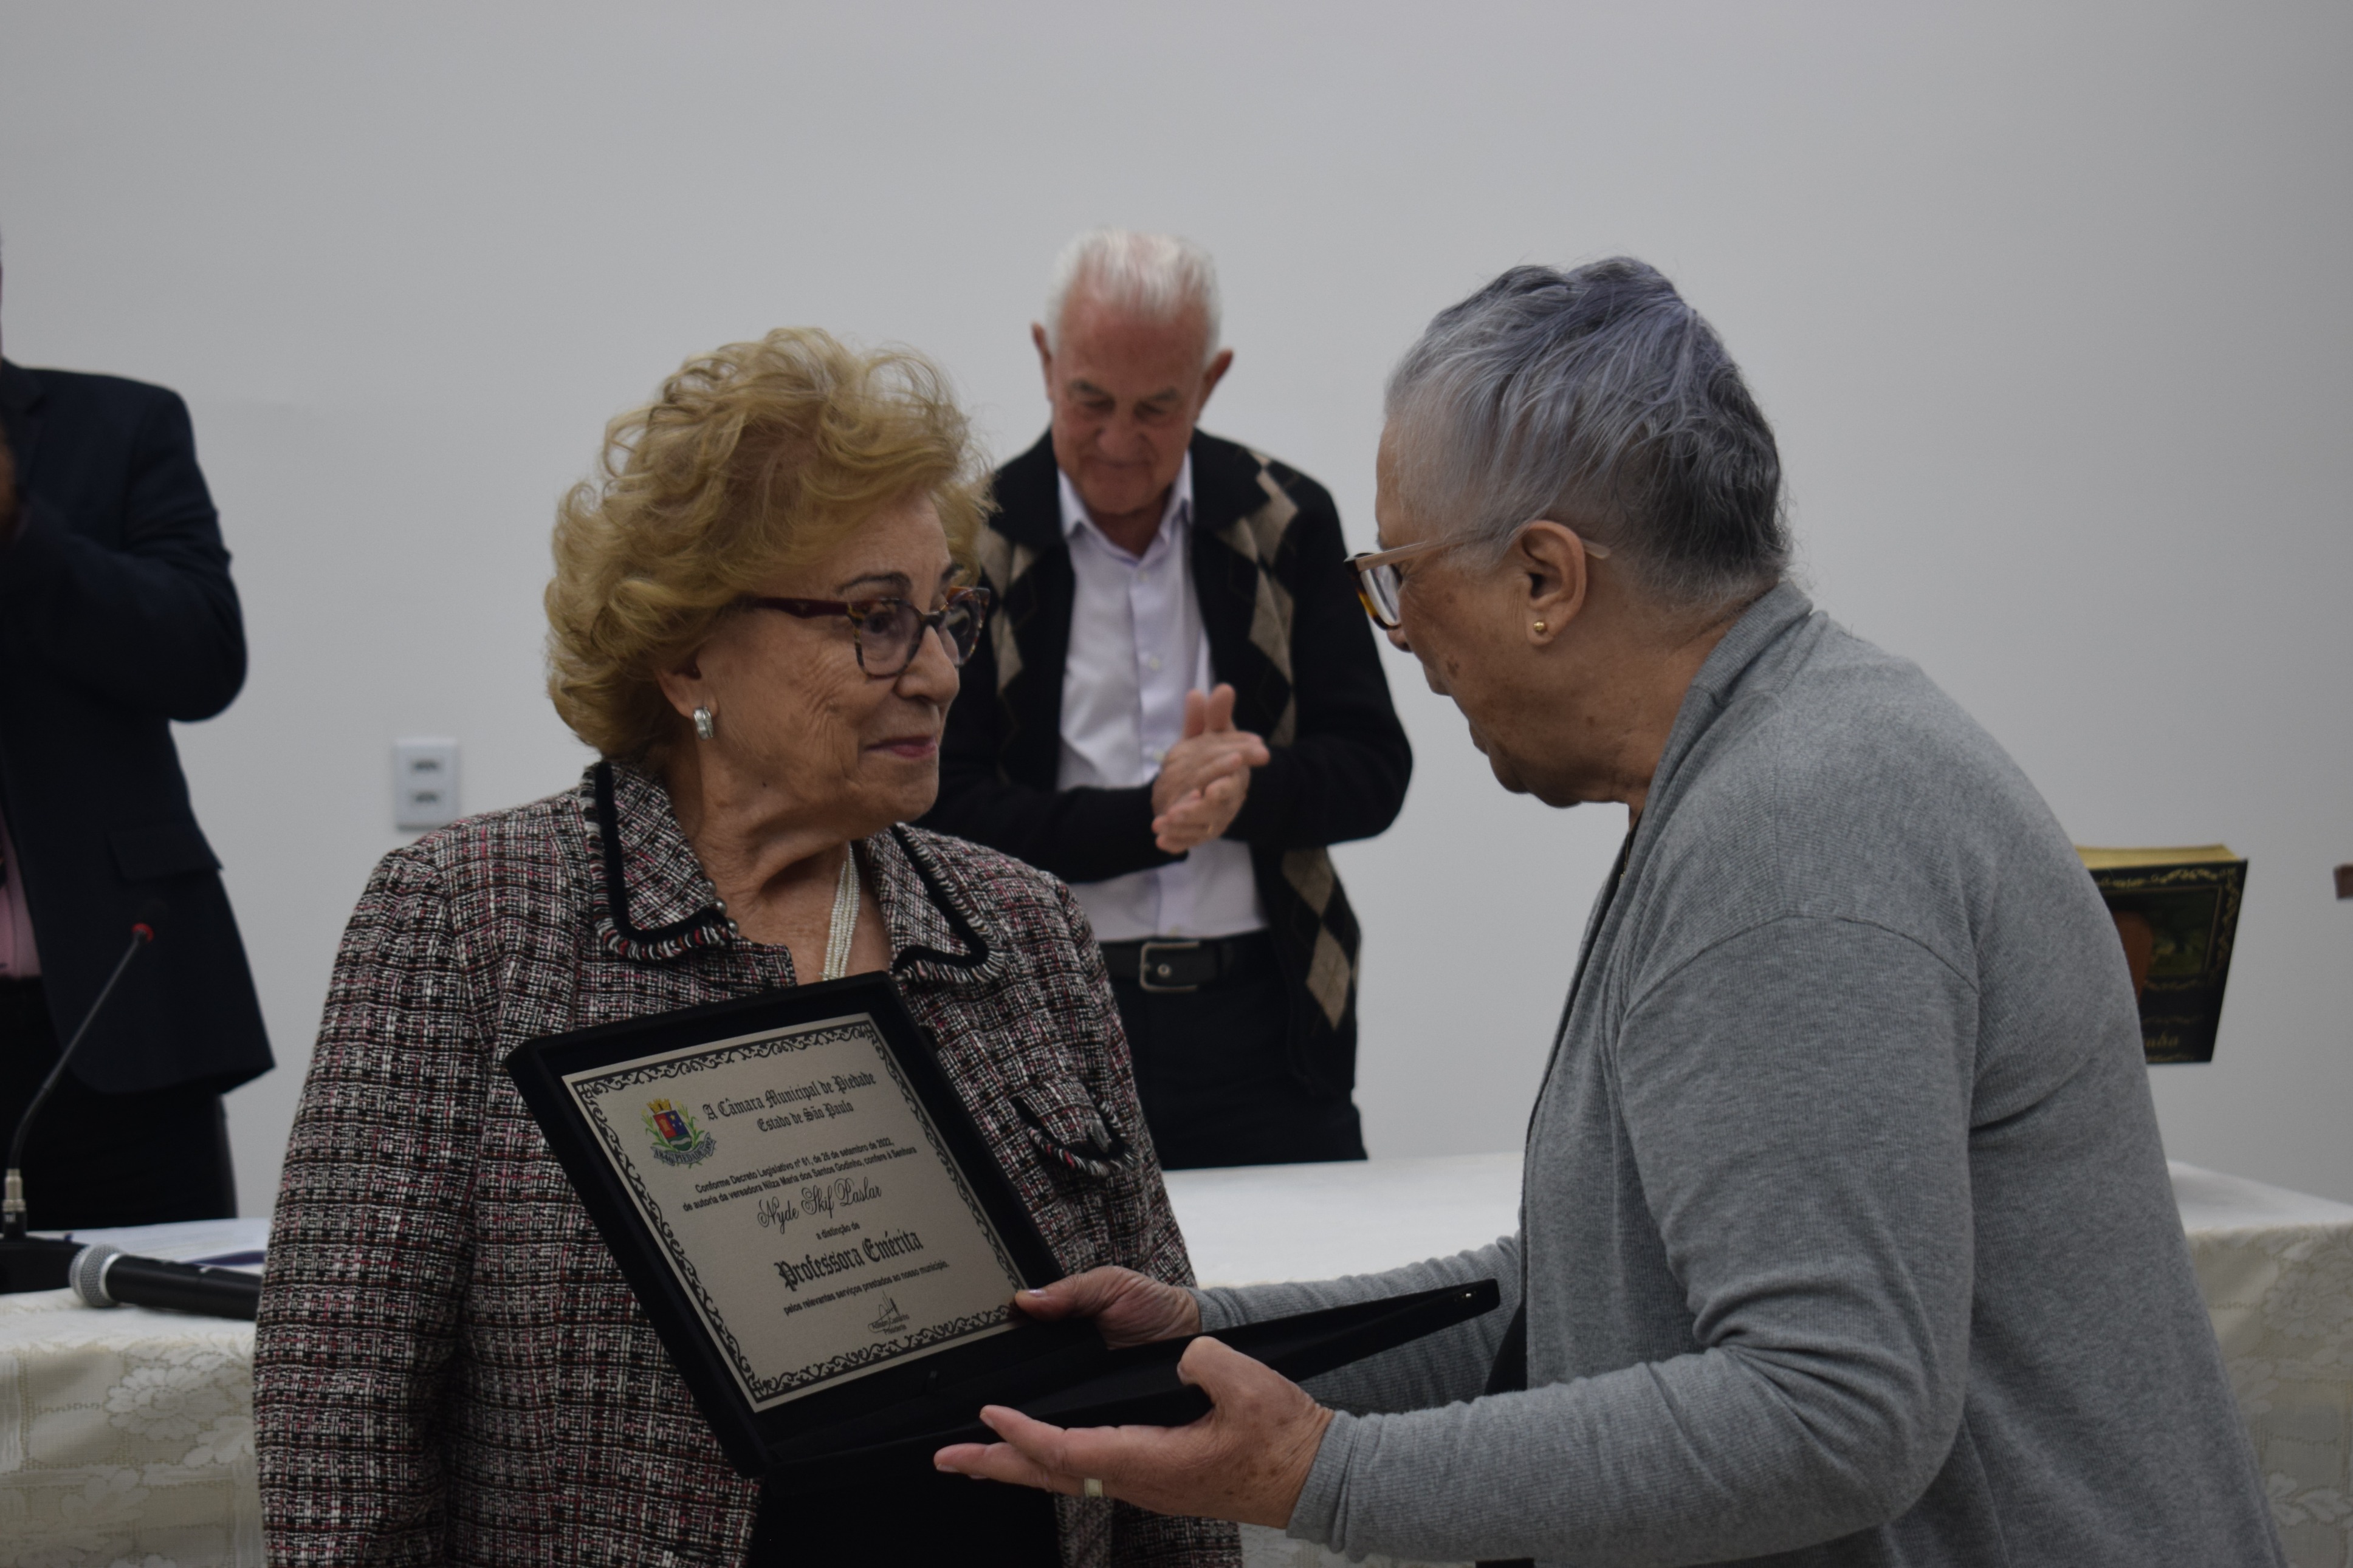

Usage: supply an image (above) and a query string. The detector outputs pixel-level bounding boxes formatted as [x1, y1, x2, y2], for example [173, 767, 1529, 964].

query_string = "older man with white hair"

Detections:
[927, 230, 1411, 1169]
[939, 258, 2283, 1566]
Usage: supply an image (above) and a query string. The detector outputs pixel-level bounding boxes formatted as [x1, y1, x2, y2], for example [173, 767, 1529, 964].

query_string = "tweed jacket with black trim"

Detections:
[255, 761, 1238, 1568]
[924, 430, 1412, 1097]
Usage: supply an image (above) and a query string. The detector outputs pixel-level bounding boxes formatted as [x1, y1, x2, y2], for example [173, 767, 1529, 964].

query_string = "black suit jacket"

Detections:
[922, 430, 1410, 1094]
[0, 359, 271, 1094]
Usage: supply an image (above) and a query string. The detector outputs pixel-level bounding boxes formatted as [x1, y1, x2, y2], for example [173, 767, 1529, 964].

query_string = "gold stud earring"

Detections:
[1533, 620, 1547, 635]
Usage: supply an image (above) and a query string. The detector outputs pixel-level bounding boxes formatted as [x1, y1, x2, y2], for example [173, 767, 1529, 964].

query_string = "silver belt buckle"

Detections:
[1138, 939, 1204, 993]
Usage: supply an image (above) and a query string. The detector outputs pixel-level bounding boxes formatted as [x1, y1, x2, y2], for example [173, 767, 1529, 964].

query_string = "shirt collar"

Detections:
[578, 759, 1001, 984]
[1057, 453, 1194, 559]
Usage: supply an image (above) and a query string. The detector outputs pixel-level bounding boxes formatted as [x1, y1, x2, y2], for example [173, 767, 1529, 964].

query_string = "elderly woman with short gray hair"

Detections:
[938, 261, 2283, 1566]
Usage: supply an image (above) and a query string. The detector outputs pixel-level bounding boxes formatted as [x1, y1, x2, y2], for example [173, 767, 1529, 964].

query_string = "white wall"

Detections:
[2, 1, 2347, 1210]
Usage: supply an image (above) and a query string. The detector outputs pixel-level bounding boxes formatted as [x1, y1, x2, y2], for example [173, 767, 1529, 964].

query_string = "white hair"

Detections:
[1043, 229, 1222, 364]
[1386, 258, 1787, 610]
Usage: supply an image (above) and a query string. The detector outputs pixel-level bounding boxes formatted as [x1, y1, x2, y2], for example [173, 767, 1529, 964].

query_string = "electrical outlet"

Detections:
[394, 738, 461, 831]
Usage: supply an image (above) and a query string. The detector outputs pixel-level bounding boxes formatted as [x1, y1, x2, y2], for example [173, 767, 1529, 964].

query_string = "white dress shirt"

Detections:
[1054, 456, 1268, 941]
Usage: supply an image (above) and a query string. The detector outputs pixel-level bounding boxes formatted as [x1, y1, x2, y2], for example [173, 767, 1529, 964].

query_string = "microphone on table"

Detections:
[0, 902, 166, 1293]
[68, 1242, 259, 1321]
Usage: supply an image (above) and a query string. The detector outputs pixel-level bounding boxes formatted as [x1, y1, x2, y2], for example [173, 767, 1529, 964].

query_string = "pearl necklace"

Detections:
[821, 848, 860, 982]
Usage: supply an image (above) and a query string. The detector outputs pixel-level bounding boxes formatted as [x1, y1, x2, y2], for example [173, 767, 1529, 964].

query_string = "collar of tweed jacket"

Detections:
[582, 759, 1011, 988]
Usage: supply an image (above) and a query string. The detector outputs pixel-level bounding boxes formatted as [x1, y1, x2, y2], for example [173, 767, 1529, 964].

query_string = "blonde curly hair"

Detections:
[545, 329, 990, 761]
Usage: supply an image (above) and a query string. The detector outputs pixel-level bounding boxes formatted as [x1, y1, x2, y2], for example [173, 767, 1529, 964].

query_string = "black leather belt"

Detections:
[1099, 934, 1269, 994]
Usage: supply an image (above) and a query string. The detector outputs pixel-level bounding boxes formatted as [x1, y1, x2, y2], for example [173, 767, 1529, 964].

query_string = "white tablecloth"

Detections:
[0, 1220, 266, 1567]
[2, 1166, 2344, 1568]
[2166, 1165, 2353, 1563]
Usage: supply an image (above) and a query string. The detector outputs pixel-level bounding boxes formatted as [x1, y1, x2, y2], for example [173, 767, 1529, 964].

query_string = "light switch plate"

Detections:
[393, 738, 461, 831]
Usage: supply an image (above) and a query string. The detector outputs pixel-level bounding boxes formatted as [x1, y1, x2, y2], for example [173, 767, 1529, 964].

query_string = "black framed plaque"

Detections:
[508, 974, 1498, 1482]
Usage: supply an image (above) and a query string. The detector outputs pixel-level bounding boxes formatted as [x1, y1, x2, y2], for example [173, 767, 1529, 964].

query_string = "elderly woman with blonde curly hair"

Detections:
[253, 330, 1237, 1568]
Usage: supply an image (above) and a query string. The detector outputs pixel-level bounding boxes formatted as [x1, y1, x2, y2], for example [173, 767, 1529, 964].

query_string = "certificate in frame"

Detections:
[510, 972, 1503, 1484]
[507, 974, 1080, 1474]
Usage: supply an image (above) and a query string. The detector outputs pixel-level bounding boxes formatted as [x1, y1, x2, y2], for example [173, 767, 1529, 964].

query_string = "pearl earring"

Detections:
[692, 705, 716, 741]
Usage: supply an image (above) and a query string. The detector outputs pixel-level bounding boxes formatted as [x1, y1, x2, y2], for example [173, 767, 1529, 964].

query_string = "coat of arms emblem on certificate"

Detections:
[642, 1100, 715, 1167]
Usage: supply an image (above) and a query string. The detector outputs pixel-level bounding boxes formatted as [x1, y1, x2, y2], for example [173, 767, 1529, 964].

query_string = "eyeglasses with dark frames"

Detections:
[1345, 530, 1610, 630]
[741, 584, 992, 677]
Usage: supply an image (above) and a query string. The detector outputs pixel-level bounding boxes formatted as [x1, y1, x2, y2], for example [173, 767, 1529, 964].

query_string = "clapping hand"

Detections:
[1149, 685, 1268, 855]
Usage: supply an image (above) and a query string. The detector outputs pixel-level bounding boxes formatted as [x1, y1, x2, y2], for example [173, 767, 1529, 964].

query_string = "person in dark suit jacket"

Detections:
[923, 231, 1410, 1168]
[0, 270, 271, 1229]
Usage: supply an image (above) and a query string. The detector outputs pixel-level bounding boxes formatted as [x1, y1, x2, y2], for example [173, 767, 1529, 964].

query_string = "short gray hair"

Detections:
[1386, 259, 1787, 611]
[1043, 229, 1223, 364]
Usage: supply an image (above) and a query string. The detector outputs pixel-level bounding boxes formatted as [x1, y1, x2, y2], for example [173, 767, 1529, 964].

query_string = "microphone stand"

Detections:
[0, 922, 154, 1291]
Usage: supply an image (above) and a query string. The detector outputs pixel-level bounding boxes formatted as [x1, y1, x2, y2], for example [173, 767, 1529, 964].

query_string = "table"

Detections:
[0, 1219, 266, 1566]
[2, 1165, 2344, 1568]
[2168, 1165, 2353, 1564]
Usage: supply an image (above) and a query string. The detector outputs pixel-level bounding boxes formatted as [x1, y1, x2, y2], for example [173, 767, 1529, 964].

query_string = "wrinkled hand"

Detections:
[1150, 686, 1268, 854]
[934, 1335, 1335, 1530]
[1012, 1266, 1202, 1347]
[1152, 773, 1248, 855]
[1149, 686, 1267, 815]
